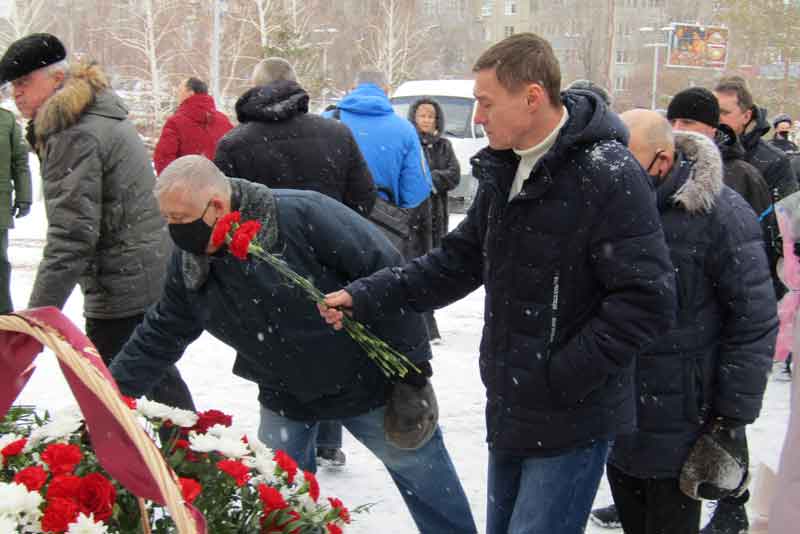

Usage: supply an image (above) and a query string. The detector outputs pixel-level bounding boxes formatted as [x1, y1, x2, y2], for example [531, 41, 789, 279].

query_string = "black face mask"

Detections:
[168, 201, 215, 254]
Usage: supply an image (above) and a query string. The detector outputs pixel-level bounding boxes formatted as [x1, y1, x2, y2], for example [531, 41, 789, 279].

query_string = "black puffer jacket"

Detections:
[346, 91, 676, 454]
[407, 98, 461, 248]
[741, 107, 799, 203]
[110, 179, 431, 420]
[610, 133, 777, 479]
[214, 81, 376, 216]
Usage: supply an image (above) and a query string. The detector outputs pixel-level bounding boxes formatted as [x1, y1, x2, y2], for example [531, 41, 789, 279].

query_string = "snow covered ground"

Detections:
[6, 166, 792, 532]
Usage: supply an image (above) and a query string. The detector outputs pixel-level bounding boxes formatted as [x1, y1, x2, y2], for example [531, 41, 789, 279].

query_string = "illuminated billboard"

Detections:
[666, 24, 729, 70]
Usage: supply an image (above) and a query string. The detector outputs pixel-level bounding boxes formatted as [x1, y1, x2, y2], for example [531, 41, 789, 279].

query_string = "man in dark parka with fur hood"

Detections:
[0, 33, 194, 411]
[610, 110, 777, 534]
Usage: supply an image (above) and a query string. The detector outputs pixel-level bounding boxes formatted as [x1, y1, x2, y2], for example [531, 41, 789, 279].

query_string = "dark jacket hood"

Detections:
[178, 93, 219, 125]
[235, 80, 309, 123]
[407, 97, 445, 139]
[658, 131, 723, 214]
[474, 90, 630, 183]
[715, 123, 746, 161]
[336, 83, 394, 116]
[742, 106, 772, 151]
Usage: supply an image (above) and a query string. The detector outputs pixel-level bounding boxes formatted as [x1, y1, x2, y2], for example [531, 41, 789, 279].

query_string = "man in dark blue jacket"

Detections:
[603, 110, 777, 534]
[109, 155, 477, 534]
[320, 33, 676, 534]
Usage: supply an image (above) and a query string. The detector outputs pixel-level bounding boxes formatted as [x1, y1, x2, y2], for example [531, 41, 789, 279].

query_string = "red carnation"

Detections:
[41, 497, 80, 533]
[2, 437, 27, 464]
[229, 220, 261, 259]
[120, 395, 137, 410]
[304, 470, 320, 502]
[191, 409, 233, 433]
[14, 465, 48, 491]
[217, 459, 251, 487]
[328, 497, 351, 523]
[258, 483, 288, 512]
[274, 450, 298, 484]
[327, 523, 343, 534]
[172, 439, 190, 451]
[261, 510, 300, 534]
[42, 443, 83, 475]
[47, 475, 82, 501]
[211, 211, 241, 247]
[179, 477, 202, 504]
[78, 473, 116, 522]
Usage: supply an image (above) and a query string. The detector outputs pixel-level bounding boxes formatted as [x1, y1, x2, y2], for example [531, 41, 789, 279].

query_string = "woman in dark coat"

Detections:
[407, 98, 460, 342]
[408, 98, 461, 248]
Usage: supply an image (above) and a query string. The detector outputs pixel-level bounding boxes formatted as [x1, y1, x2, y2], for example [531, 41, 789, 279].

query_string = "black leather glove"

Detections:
[679, 418, 750, 501]
[384, 361, 438, 450]
[13, 201, 31, 218]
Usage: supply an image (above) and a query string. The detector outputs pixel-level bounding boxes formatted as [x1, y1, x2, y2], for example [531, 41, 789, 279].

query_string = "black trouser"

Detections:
[607, 463, 701, 534]
[422, 311, 440, 340]
[85, 314, 196, 411]
[0, 229, 11, 314]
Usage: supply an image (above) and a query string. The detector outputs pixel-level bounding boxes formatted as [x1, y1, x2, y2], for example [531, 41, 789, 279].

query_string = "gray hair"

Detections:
[155, 155, 231, 207]
[355, 70, 387, 87]
[251, 57, 296, 86]
[44, 59, 70, 78]
[622, 108, 675, 153]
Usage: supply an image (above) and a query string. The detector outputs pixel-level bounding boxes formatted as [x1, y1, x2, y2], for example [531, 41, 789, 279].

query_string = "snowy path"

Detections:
[7, 203, 791, 533]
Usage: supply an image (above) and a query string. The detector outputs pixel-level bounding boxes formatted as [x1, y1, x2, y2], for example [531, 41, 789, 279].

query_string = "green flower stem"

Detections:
[223, 228, 419, 378]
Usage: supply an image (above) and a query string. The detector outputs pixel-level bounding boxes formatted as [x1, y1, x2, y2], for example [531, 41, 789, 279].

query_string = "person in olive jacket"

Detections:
[0, 107, 32, 314]
[0, 33, 194, 411]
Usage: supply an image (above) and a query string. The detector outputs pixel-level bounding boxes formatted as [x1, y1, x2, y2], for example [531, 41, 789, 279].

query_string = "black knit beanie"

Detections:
[667, 87, 720, 128]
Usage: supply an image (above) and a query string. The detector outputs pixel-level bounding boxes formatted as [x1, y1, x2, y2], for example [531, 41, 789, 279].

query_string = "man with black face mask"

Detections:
[599, 109, 777, 534]
[109, 155, 478, 534]
[770, 114, 799, 153]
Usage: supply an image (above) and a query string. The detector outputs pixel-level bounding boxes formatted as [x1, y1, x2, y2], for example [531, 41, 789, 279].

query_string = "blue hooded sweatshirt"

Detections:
[324, 83, 431, 208]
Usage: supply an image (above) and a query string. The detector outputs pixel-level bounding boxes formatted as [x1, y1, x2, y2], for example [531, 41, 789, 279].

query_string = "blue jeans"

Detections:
[487, 440, 611, 534]
[259, 405, 477, 534]
[317, 419, 342, 448]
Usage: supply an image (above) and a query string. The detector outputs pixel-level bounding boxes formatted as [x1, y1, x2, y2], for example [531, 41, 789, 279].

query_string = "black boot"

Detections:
[700, 499, 749, 534]
[590, 504, 621, 529]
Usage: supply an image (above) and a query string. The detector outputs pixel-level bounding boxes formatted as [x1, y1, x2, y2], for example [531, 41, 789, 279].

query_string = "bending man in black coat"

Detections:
[320, 33, 677, 534]
[609, 110, 777, 534]
[109, 156, 477, 534]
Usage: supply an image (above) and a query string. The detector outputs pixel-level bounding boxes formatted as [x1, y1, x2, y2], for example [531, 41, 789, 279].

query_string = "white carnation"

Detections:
[0, 482, 43, 517]
[188, 432, 249, 458]
[136, 398, 198, 428]
[25, 406, 84, 451]
[67, 513, 110, 534]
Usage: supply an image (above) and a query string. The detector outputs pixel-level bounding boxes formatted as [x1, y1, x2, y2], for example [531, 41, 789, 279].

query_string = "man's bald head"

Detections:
[621, 109, 675, 179]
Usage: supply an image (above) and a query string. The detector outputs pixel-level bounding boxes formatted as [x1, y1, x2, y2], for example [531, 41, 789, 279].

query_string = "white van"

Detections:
[390, 80, 487, 210]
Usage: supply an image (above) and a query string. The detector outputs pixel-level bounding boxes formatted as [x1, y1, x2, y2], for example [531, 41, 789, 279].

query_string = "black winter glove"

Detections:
[679, 418, 750, 501]
[384, 361, 438, 450]
[13, 201, 30, 218]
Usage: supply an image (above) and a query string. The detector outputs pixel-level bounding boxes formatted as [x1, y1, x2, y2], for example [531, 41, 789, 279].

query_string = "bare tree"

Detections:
[0, 0, 54, 47]
[105, 0, 187, 133]
[358, 0, 434, 90]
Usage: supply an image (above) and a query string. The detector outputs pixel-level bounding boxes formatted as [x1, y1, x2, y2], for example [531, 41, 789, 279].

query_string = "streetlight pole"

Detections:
[312, 27, 338, 111]
[640, 26, 672, 110]
[210, 0, 227, 102]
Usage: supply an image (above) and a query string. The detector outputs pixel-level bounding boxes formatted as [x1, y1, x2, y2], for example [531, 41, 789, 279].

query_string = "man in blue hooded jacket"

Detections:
[323, 71, 430, 209]
[321, 33, 677, 534]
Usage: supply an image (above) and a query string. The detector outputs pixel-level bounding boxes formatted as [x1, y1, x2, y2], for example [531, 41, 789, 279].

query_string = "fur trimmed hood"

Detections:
[671, 130, 723, 214]
[32, 62, 125, 147]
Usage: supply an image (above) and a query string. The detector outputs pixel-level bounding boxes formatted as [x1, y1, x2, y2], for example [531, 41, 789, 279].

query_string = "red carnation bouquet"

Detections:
[211, 212, 420, 378]
[1, 402, 363, 533]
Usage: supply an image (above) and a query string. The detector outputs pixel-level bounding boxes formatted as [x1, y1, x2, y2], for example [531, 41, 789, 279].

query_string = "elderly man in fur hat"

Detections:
[0, 33, 194, 411]
[602, 109, 777, 534]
